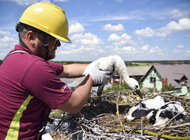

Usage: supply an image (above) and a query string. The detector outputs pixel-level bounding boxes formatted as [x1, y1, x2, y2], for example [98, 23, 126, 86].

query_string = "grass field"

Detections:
[52, 60, 190, 66]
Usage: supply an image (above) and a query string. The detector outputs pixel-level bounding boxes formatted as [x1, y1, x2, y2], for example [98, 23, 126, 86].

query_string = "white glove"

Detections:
[88, 66, 112, 86]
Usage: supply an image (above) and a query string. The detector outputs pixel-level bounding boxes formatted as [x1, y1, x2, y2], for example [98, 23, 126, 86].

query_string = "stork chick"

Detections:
[83, 55, 143, 98]
[126, 96, 187, 128]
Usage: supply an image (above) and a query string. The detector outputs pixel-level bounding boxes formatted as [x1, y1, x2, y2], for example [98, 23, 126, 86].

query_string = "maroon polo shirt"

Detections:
[0, 45, 72, 139]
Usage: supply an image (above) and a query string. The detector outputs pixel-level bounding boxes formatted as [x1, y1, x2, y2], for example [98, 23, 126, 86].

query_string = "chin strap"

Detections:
[19, 38, 29, 49]
[19, 35, 49, 60]
[43, 34, 49, 60]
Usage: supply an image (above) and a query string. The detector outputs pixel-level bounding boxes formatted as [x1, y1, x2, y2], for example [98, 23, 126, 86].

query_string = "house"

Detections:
[127, 66, 151, 82]
[111, 66, 150, 83]
[140, 64, 190, 97]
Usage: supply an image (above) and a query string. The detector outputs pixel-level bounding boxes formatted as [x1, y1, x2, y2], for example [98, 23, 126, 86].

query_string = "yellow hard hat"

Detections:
[19, 2, 71, 42]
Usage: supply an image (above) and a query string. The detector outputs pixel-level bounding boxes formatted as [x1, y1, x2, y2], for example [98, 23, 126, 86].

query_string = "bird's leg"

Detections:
[97, 85, 104, 96]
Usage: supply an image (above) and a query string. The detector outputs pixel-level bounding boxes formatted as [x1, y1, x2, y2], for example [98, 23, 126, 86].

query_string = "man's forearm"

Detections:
[59, 64, 88, 78]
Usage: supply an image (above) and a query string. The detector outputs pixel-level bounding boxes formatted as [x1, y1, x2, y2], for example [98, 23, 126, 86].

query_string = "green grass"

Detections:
[105, 82, 131, 92]
[51, 60, 190, 66]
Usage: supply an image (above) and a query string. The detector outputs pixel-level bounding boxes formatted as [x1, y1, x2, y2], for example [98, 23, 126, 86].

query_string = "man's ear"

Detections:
[27, 31, 36, 46]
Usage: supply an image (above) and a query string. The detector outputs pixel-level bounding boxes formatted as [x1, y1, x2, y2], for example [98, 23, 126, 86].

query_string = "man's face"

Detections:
[36, 33, 61, 60]
[46, 35, 61, 60]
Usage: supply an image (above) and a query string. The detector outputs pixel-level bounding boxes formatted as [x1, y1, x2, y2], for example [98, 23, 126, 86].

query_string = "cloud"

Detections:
[113, 46, 137, 54]
[56, 43, 104, 61]
[4, 0, 51, 6]
[173, 47, 190, 58]
[0, 29, 19, 60]
[108, 33, 121, 42]
[73, 33, 103, 46]
[135, 18, 190, 38]
[176, 45, 184, 49]
[0, 30, 12, 36]
[69, 22, 85, 34]
[107, 44, 164, 61]
[172, 49, 190, 59]
[141, 44, 149, 51]
[55, 31, 104, 61]
[139, 45, 163, 56]
[108, 33, 135, 46]
[115, 0, 123, 3]
[54, 20, 105, 61]
[148, 46, 162, 54]
[135, 27, 156, 37]
[91, 15, 142, 22]
[173, 45, 184, 54]
[160, 18, 190, 35]
[170, 9, 189, 19]
[173, 48, 182, 54]
[0, 34, 18, 59]
[103, 24, 125, 32]
[54, 0, 68, 2]
[3, 0, 68, 6]
[185, 50, 190, 54]
[59, 46, 94, 55]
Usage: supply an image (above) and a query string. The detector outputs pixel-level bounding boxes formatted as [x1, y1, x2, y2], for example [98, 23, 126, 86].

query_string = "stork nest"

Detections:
[49, 90, 190, 140]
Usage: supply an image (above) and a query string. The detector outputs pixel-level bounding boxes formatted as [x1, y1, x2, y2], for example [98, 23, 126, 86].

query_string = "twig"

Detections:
[141, 117, 145, 136]
[164, 122, 190, 129]
[116, 91, 128, 139]
[110, 128, 190, 140]
[155, 113, 181, 140]
[66, 130, 82, 140]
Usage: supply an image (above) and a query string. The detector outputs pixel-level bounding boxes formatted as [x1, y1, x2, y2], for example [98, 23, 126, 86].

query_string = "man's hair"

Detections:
[15, 23, 45, 39]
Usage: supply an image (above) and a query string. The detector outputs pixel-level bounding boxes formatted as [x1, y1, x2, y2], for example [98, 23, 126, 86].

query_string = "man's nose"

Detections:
[54, 39, 61, 47]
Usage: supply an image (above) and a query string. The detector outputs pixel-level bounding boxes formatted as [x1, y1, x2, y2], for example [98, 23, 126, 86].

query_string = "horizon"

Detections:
[51, 59, 190, 63]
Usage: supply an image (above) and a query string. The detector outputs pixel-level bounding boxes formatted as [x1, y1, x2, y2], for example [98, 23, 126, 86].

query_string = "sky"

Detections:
[0, 0, 190, 61]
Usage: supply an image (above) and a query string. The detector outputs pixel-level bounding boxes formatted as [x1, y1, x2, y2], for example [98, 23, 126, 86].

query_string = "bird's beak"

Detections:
[135, 90, 143, 99]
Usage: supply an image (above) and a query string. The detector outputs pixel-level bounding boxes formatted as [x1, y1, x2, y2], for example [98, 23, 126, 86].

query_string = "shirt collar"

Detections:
[14, 44, 33, 54]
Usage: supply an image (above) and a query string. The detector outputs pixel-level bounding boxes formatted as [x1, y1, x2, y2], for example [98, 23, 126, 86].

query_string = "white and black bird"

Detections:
[126, 96, 187, 128]
[148, 101, 187, 127]
[83, 55, 143, 98]
[126, 96, 165, 121]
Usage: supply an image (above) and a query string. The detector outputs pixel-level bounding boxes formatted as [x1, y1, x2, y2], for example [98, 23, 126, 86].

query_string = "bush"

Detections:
[105, 82, 131, 91]
[162, 84, 175, 92]
[148, 88, 158, 93]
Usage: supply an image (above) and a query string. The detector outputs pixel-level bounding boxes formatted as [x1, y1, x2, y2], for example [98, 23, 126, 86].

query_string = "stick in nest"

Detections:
[155, 113, 184, 139]
[116, 90, 129, 139]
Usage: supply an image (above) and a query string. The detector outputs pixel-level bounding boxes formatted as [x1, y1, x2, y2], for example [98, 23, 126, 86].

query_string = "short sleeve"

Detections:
[48, 61, 63, 76]
[22, 60, 72, 109]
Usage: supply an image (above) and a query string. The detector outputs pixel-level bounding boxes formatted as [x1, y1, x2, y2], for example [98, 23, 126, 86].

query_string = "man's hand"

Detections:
[88, 66, 112, 86]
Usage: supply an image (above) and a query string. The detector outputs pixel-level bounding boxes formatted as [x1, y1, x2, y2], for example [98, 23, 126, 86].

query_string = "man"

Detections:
[0, 2, 111, 139]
